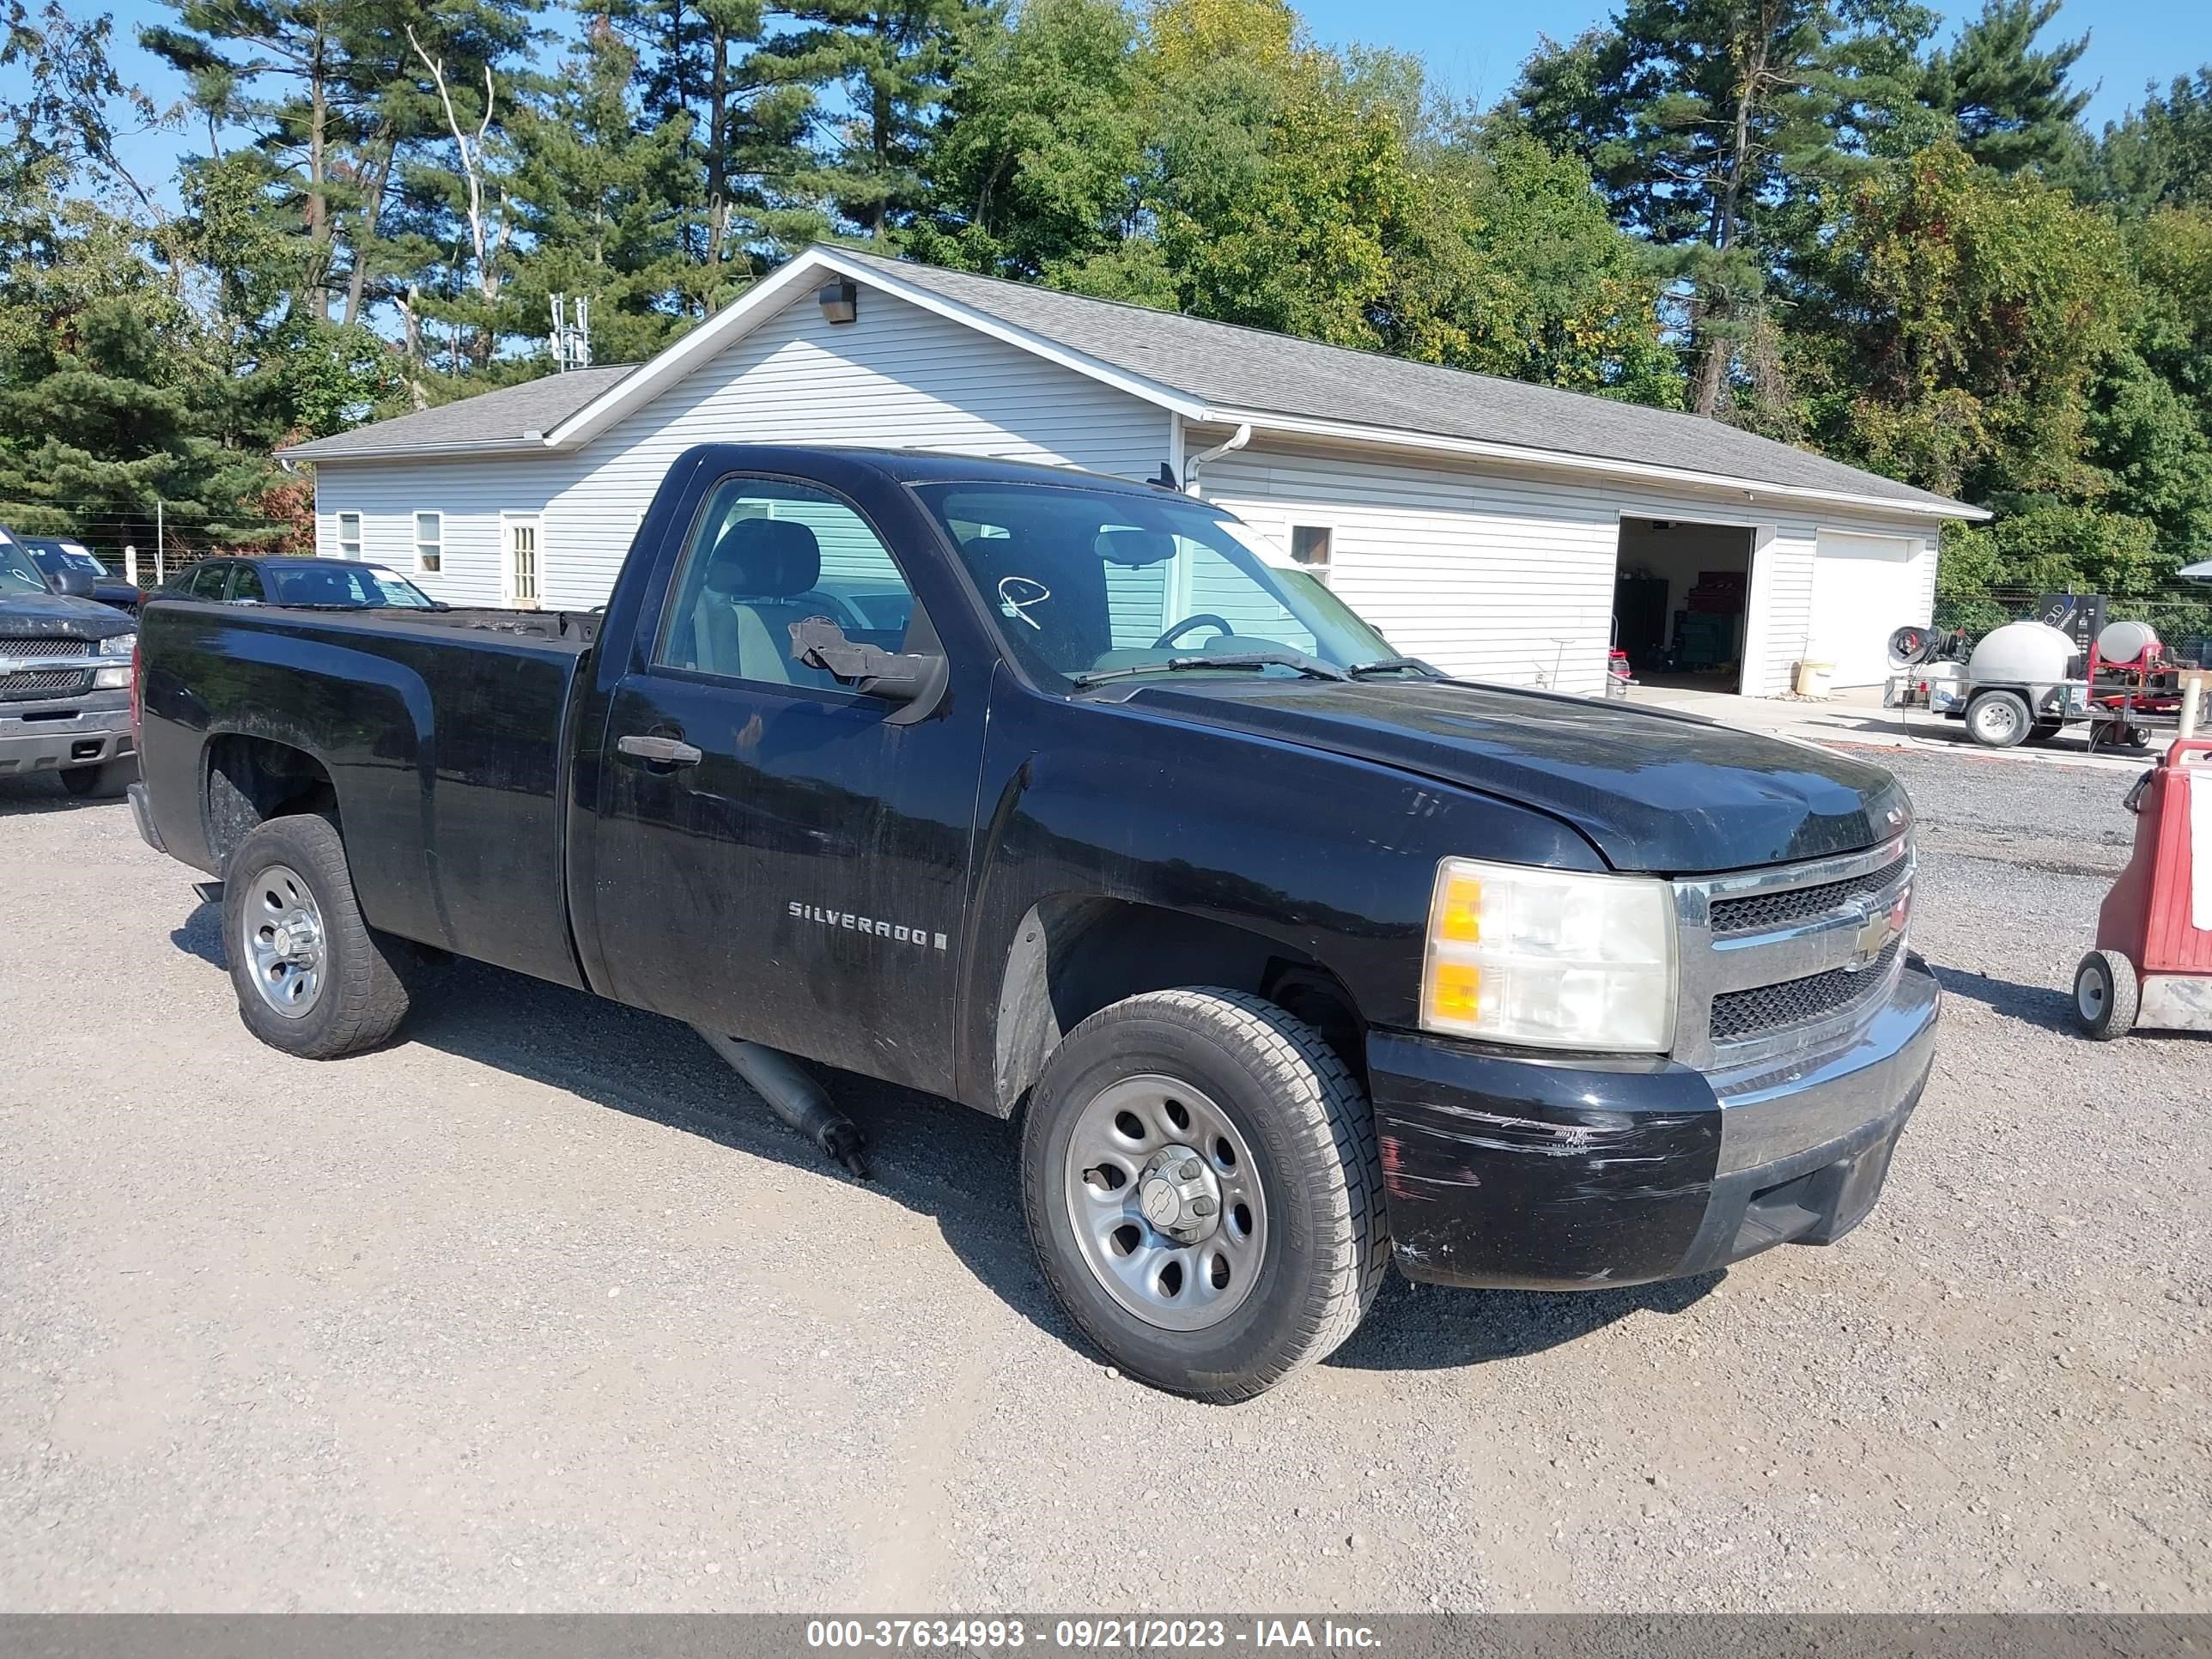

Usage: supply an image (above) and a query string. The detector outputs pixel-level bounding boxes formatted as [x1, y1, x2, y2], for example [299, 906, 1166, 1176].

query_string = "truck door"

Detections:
[582, 472, 980, 1096]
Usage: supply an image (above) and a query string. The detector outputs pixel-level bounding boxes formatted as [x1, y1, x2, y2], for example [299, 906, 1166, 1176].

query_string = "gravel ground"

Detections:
[0, 746, 2205, 1613]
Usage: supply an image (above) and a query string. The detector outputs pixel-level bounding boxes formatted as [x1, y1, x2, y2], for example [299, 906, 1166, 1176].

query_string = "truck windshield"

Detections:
[910, 481, 1401, 688]
[263, 562, 435, 609]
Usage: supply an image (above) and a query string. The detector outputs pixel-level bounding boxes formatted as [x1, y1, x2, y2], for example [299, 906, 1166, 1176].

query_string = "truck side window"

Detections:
[230, 565, 266, 604]
[656, 477, 916, 689]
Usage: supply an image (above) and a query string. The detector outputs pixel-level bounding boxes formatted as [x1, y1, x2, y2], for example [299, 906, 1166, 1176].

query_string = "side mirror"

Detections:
[51, 567, 96, 599]
[789, 616, 949, 726]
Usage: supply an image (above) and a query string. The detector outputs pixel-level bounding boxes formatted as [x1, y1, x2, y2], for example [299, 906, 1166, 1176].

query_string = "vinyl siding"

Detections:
[1200, 441, 1942, 698]
[313, 284, 1172, 610]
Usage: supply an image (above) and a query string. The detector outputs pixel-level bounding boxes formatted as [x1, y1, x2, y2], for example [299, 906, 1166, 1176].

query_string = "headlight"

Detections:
[94, 665, 131, 688]
[99, 632, 136, 656]
[1420, 858, 1678, 1053]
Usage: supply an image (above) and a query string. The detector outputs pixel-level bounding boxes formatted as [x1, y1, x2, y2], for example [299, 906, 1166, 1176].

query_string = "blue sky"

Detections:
[36, 0, 2212, 207]
[1293, 0, 2200, 129]
[1291, 0, 2194, 128]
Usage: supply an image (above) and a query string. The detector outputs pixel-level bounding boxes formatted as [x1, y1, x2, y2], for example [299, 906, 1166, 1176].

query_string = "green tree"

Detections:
[502, 14, 696, 360]
[1510, 0, 1934, 418]
[2085, 70, 2212, 216]
[750, 0, 978, 241]
[1795, 143, 2128, 503]
[1916, 0, 2088, 174]
[606, 0, 821, 304]
[908, 0, 1148, 282]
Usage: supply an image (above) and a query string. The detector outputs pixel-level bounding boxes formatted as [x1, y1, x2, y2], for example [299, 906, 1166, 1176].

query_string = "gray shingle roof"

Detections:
[283, 246, 1971, 517]
[280, 365, 635, 460]
[830, 246, 1973, 516]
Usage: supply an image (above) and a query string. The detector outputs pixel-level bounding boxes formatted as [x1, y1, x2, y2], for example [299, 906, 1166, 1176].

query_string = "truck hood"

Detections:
[0, 590, 137, 639]
[1121, 677, 1910, 873]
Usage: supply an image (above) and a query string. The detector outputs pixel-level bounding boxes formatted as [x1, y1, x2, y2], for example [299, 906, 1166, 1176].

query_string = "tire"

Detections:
[58, 758, 133, 798]
[1019, 988, 1387, 1402]
[2074, 950, 2139, 1040]
[2026, 718, 2065, 746]
[222, 815, 410, 1060]
[1966, 690, 2032, 749]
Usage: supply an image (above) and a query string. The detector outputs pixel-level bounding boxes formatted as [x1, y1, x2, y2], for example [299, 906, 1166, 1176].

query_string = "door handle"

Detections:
[617, 733, 703, 766]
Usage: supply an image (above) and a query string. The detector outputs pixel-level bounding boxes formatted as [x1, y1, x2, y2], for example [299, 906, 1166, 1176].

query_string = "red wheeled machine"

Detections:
[2075, 732, 2212, 1037]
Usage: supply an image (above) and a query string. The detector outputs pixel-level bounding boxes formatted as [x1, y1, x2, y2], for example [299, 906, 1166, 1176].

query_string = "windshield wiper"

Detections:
[1345, 656, 1441, 678]
[1072, 647, 1351, 688]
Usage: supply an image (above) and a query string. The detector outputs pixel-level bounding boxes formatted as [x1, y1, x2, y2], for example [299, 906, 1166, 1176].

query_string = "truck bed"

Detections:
[137, 599, 595, 988]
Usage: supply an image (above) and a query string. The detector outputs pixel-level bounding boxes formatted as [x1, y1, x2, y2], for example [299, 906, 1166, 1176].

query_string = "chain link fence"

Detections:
[1933, 581, 2212, 665]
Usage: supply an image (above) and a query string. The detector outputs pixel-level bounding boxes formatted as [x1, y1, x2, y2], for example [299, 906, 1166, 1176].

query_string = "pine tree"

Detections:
[504, 11, 695, 360]
[1510, 0, 1933, 418]
[605, 0, 823, 310]
[1918, 0, 2090, 174]
[750, 0, 977, 242]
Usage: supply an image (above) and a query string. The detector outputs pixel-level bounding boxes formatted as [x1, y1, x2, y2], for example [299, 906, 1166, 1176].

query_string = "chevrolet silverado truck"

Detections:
[132, 445, 1937, 1401]
[1, 534, 137, 794]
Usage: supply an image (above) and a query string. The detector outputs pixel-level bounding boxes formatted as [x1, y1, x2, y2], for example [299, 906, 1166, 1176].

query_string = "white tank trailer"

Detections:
[1952, 621, 2086, 749]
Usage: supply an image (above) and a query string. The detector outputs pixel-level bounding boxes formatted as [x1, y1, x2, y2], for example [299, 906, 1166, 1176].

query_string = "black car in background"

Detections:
[158, 556, 441, 611]
[0, 528, 146, 614]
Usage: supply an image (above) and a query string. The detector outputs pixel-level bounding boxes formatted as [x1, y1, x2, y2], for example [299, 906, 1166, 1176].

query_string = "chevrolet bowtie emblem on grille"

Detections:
[1845, 884, 1911, 971]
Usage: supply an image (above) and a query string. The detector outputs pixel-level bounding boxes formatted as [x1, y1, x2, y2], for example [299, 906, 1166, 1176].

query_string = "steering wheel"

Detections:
[1153, 613, 1236, 650]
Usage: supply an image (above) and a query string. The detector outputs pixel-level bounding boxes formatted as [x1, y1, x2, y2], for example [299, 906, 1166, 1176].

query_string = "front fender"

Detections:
[955, 684, 1606, 1110]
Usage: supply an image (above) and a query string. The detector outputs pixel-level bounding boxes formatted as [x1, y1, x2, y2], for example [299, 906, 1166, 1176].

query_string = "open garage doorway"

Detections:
[1613, 517, 1757, 694]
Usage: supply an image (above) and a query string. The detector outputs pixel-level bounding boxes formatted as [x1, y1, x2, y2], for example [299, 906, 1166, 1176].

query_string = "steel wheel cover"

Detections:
[1062, 1073, 1267, 1333]
[241, 863, 327, 1018]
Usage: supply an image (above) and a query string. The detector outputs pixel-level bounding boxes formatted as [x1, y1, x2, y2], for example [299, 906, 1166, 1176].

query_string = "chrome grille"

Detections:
[0, 635, 93, 657]
[0, 667, 92, 701]
[1671, 835, 1914, 1070]
[1710, 940, 1903, 1042]
[1709, 854, 1907, 936]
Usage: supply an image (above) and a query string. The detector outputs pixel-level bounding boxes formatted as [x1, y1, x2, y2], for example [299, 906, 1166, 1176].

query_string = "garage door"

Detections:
[1809, 531, 1923, 687]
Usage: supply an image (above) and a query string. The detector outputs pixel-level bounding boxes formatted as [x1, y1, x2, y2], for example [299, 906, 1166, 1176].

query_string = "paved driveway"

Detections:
[1, 750, 2204, 1613]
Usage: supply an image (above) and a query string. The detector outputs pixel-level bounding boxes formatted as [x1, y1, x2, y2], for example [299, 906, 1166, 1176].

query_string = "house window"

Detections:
[414, 511, 442, 574]
[1290, 525, 1333, 572]
[337, 512, 362, 560]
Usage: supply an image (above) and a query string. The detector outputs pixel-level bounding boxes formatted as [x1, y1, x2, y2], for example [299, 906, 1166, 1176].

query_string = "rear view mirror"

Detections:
[51, 568, 96, 599]
[789, 616, 949, 726]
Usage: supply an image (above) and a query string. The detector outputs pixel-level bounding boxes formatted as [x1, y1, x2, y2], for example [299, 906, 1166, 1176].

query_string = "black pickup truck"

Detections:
[133, 444, 1937, 1400]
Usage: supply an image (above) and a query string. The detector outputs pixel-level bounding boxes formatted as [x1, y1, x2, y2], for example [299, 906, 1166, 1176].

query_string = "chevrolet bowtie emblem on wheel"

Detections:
[1847, 884, 1911, 971]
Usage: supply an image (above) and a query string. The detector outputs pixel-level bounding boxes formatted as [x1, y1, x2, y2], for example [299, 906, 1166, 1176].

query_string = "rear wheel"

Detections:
[2074, 950, 2139, 1040]
[222, 815, 410, 1059]
[1020, 988, 1386, 1402]
[1966, 690, 2031, 749]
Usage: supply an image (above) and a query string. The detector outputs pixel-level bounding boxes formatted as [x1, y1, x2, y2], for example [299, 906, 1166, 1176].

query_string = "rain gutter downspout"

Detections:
[1183, 422, 1251, 497]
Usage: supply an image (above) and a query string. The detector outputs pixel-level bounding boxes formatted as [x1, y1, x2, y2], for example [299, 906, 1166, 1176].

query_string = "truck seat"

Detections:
[690, 518, 837, 689]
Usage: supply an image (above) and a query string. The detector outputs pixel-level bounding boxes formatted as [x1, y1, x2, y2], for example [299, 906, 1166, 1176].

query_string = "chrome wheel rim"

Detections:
[241, 863, 326, 1018]
[1062, 1073, 1266, 1332]
[1976, 701, 2021, 742]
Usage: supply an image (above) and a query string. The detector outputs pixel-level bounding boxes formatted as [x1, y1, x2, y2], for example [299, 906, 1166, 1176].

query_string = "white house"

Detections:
[282, 244, 1984, 697]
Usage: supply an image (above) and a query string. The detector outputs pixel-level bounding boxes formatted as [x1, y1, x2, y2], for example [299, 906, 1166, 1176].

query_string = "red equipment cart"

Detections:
[2075, 735, 2212, 1037]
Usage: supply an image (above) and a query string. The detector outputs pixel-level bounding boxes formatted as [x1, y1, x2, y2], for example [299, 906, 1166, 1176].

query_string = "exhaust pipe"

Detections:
[691, 1028, 870, 1178]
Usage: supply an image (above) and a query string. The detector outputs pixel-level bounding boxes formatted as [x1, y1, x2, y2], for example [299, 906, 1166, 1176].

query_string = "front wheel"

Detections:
[1020, 988, 1386, 1402]
[1966, 690, 2031, 748]
[222, 815, 411, 1060]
